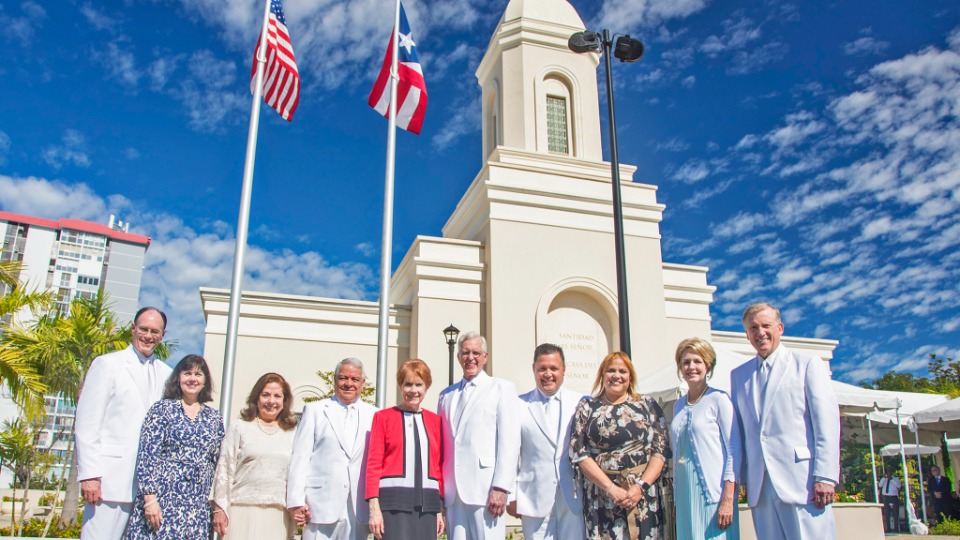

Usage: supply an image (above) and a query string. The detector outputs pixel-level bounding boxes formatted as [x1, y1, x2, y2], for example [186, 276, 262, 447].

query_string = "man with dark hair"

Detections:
[878, 470, 901, 532]
[508, 344, 585, 540]
[75, 307, 173, 539]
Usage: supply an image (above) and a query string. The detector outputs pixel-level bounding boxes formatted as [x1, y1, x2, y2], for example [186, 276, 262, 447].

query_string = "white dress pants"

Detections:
[302, 496, 368, 540]
[752, 474, 836, 540]
[520, 487, 585, 540]
[447, 498, 505, 540]
[80, 501, 133, 540]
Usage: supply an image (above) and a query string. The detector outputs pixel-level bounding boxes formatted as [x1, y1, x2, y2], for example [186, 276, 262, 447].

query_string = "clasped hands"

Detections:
[605, 482, 644, 509]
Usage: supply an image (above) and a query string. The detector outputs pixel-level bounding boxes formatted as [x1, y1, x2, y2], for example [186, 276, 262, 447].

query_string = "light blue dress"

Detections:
[674, 400, 740, 540]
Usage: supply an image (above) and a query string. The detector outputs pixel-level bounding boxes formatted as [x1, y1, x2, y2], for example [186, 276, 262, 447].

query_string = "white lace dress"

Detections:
[213, 419, 297, 540]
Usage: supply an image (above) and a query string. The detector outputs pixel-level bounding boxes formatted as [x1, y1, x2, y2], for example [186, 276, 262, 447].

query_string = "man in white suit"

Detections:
[439, 331, 521, 540]
[287, 358, 377, 540]
[730, 302, 840, 540]
[507, 344, 585, 540]
[75, 307, 173, 540]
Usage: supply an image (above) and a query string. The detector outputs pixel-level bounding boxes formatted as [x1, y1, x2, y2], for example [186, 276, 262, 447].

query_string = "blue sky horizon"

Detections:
[1, 0, 958, 384]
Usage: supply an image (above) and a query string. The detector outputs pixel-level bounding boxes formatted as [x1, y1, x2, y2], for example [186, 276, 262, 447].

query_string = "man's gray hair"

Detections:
[334, 357, 366, 379]
[457, 331, 487, 355]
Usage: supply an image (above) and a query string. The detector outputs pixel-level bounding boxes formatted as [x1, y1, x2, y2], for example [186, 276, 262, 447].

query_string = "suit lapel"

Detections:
[348, 405, 369, 460]
[760, 351, 789, 429]
[123, 353, 150, 410]
[323, 402, 351, 455]
[455, 378, 486, 435]
[742, 364, 762, 426]
[528, 395, 555, 447]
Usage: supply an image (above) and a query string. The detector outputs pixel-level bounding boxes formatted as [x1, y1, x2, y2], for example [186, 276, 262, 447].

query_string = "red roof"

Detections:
[0, 211, 151, 247]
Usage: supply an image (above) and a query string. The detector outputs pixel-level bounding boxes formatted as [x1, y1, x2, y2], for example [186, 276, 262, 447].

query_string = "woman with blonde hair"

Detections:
[569, 351, 671, 539]
[671, 338, 741, 540]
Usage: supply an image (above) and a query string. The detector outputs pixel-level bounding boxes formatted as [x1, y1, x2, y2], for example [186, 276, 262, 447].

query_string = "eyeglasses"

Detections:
[134, 326, 163, 337]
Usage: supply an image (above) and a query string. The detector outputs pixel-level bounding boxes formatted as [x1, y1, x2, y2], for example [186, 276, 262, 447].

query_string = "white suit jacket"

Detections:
[74, 345, 172, 503]
[730, 345, 840, 507]
[286, 397, 376, 524]
[438, 371, 521, 507]
[515, 387, 584, 518]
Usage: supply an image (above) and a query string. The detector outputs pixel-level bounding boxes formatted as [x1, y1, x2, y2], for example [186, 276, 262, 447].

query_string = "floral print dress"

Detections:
[569, 396, 672, 540]
[126, 399, 225, 540]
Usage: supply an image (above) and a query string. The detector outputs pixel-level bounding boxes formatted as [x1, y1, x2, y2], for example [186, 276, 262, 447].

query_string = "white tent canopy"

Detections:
[913, 397, 960, 433]
[880, 443, 940, 457]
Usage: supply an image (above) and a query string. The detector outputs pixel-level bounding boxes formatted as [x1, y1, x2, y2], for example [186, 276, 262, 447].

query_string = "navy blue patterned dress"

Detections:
[126, 399, 225, 540]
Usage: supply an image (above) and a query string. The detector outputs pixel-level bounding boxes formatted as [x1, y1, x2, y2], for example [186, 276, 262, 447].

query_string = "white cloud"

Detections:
[80, 3, 118, 31]
[173, 50, 248, 132]
[102, 41, 141, 88]
[0, 175, 375, 354]
[593, 0, 709, 32]
[0, 1, 46, 43]
[432, 91, 480, 150]
[42, 129, 92, 170]
[843, 36, 889, 57]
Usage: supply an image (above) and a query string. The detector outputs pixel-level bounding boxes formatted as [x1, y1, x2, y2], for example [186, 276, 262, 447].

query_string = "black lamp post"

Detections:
[443, 324, 460, 385]
[568, 29, 644, 357]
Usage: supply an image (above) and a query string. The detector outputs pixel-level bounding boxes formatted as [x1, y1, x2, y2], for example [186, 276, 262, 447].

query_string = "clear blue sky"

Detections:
[1, 0, 958, 383]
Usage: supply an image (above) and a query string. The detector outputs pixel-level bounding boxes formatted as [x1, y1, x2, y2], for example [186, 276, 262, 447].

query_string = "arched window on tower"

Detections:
[537, 72, 576, 157]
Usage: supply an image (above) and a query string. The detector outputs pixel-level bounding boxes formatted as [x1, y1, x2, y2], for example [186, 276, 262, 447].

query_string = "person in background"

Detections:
[671, 338, 741, 540]
[730, 302, 840, 540]
[287, 358, 377, 540]
[927, 465, 951, 523]
[75, 307, 173, 540]
[438, 332, 521, 540]
[508, 344, 585, 540]
[878, 469, 901, 532]
[213, 373, 298, 539]
[569, 351, 671, 540]
[125, 355, 225, 540]
[366, 359, 444, 539]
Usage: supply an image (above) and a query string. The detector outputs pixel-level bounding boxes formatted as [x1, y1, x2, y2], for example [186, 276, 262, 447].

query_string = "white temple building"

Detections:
[200, 0, 838, 413]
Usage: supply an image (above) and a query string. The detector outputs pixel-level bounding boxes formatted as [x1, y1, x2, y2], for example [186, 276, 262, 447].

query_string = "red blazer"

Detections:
[365, 406, 444, 499]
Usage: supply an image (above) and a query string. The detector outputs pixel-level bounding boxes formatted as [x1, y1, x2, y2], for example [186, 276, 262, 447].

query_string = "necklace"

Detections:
[687, 385, 708, 405]
[256, 416, 279, 435]
[601, 392, 626, 406]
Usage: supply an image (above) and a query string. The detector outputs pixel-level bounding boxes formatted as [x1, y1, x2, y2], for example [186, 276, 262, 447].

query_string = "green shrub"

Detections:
[930, 515, 960, 535]
[0, 512, 83, 537]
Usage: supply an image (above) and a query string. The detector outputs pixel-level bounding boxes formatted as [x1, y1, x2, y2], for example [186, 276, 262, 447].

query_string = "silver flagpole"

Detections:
[219, 0, 272, 427]
[867, 416, 879, 504]
[374, 0, 403, 408]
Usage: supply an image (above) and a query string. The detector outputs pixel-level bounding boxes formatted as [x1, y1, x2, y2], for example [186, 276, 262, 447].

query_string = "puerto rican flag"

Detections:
[368, 3, 427, 135]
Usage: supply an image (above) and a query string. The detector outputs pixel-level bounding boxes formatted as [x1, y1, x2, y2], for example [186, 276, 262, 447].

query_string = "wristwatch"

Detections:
[637, 480, 650, 491]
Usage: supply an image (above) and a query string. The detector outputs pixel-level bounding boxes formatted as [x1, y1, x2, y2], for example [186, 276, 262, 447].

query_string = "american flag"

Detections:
[368, 3, 428, 135]
[251, 0, 300, 121]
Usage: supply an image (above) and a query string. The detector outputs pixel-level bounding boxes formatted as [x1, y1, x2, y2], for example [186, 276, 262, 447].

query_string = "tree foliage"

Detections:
[0, 256, 54, 417]
[863, 353, 960, 398]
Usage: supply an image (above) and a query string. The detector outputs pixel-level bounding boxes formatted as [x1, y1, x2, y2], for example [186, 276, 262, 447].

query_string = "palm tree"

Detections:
[0, 257, 53, 417]
[0, 418, 42, 536]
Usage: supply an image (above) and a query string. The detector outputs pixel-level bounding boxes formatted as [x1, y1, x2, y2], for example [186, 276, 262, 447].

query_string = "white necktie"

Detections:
[545, 395, 560, 443]
[144, 359, 156, 402]
[757, 359, 770, 411]
[344, 405, 358, 454]
[455, 381, 472, 429]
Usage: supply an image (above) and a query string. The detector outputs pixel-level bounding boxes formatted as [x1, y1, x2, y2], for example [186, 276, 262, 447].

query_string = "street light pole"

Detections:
[600, 29, 631, 357]
[569, 30, 644, 357]
[444, 324, 459, 386]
